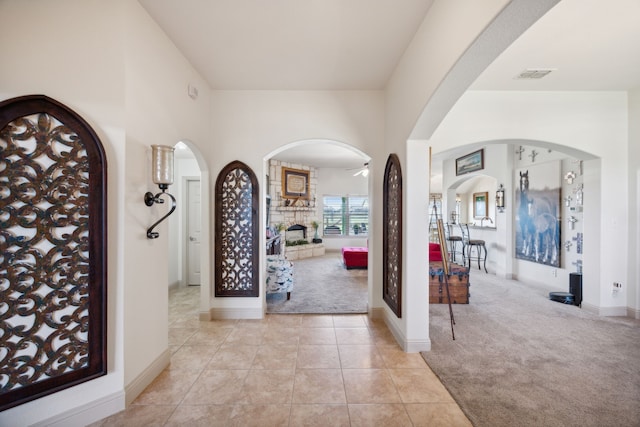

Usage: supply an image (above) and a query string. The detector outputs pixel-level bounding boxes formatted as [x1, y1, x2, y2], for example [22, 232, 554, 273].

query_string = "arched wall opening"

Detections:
[263, 139, 374, 314]
[431, 138, 601, 307]
[167, 139, 212, 320]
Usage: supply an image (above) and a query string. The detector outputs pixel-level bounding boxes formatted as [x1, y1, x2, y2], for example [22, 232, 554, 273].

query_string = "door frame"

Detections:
[182, 176, 201, 287]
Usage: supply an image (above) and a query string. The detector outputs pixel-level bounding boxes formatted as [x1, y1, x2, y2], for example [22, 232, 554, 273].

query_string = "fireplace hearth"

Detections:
[286, 224, 307, 241]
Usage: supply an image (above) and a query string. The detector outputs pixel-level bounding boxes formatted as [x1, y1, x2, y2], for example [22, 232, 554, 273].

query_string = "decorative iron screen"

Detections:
[215, 161, 259, 297]
[383, 154, 402, 317]
[0, 95, 107, 410]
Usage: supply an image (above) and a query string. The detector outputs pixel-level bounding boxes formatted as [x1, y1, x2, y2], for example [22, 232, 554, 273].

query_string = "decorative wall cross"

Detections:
[528, 149, 538, 162]
[568, 215, 578, 230]
[564, 240, 573, 252]
[572, 159, 583, 175]
[572, 232, 583, 254]
[564, 171, 576, 184]
[573, 184, 584, 206]
[564, 195, 572, 207]
[515, 145, 525, 160]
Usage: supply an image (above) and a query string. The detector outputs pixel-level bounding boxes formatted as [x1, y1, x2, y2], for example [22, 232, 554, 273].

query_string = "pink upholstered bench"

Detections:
[342, 246, 368, 269]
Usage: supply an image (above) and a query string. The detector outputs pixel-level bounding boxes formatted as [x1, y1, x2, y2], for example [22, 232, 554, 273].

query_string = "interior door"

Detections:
[187, 179, 201, 285]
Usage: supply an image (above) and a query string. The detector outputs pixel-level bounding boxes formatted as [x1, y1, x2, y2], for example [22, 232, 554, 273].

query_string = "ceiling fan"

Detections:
[351, 162, 369, 177]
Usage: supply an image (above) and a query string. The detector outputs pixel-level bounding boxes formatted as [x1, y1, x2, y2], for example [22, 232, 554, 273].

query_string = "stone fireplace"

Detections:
[286, 224, 307, 242]
[267, 159, 318, 241]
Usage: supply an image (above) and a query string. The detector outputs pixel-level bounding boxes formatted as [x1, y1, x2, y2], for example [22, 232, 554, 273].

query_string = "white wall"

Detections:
[629, 89, 640, 318]
[0, 1, 127, 425]
[440, 144, 511, 276]
[0, 0, 212, 424]
[209, 90, 385, 317]
[123, 0, 211, 391]
[430, 90, 632, 314]
[382, 0, 514, 352]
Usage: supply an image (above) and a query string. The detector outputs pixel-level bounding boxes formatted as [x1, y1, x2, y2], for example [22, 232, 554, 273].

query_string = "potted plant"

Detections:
[311, 220, 322, 243]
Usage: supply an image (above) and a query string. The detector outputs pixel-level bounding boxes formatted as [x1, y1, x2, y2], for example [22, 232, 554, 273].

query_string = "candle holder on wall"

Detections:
[145, 144, 177, 239]
[495, 184, 505, 213]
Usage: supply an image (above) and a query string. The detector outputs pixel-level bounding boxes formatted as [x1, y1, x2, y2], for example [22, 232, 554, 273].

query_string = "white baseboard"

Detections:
[582, 302, 629, 317]
[382, 314, 404, 349]
[405, 338, 431, 353]
[381, 312, 431, 353]
[628, 306, 640, 319]
[597, 306, 628, 317]
[199, 310, 211, 321]
[210, 307, 263, 319]
[124, 349, 171, 406]
[32, 391, 125, 427]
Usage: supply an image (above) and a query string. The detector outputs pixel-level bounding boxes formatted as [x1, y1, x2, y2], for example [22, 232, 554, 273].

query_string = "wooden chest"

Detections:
[429, 262, 470, 304]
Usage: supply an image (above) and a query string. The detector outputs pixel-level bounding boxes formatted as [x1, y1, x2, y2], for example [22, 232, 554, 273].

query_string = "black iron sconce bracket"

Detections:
[145, 186, 176, 239]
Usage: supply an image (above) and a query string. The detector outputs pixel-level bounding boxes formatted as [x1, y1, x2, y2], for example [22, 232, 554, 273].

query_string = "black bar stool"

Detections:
[460, 223, 487, 273]
[444, 222, 463, 263]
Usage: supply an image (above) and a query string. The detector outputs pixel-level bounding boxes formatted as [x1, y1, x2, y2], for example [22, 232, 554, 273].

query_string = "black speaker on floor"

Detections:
[570, 273, 582, 307]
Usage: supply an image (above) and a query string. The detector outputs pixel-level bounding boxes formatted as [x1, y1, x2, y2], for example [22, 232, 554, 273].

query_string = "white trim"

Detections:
[598, 306, 630, 317]
[582, 302, 629, 317]
[383, 311, 404, 347]
[182, 176, 201, 287]
[382, 309, 431, 353]
[210, 307, 263, 320]
[628, 307, 640, 319]
[124, 349, 171, 406]
[405, 338, 432, 353]
[31, 391, 125, 427]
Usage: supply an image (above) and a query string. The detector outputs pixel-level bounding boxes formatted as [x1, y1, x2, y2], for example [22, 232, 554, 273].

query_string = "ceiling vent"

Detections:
[515, 68, 556, 79]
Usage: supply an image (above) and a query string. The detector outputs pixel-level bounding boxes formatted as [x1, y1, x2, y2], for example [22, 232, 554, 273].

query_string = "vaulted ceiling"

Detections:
[140, 0, 640, 167]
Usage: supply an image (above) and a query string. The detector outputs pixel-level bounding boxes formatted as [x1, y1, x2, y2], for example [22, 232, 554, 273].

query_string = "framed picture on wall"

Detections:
[473, 192, 488, 218]
[456, 149, 484, 175]
[282, 167, 310, 199]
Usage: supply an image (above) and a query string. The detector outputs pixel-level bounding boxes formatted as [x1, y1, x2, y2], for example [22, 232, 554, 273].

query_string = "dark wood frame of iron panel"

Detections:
[383, 153, 402, 318]
[0, 95, 107, 411]
[214, 160, 260, 297]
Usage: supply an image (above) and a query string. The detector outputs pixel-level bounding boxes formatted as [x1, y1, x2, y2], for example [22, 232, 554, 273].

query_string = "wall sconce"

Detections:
[496, 184, 505, 213]
[144, 145, 176, 239]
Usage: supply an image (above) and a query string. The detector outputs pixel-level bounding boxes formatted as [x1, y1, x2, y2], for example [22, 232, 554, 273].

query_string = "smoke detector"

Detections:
[514, 68, 556, 79]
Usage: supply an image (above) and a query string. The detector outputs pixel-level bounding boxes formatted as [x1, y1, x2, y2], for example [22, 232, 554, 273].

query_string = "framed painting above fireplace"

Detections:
[282, 167, 310, 199]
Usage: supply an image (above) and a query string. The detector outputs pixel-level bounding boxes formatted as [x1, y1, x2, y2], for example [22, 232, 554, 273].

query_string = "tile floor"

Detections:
[91, 286, 471, 426]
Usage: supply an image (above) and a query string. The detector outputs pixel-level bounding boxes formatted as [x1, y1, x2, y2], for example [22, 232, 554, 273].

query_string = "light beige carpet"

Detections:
[422, 270, 640, 427]
[266, 251, 367, 314]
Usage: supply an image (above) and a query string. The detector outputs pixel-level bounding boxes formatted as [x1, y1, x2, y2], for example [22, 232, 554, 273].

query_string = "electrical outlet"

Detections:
[613, 282, 622, 289]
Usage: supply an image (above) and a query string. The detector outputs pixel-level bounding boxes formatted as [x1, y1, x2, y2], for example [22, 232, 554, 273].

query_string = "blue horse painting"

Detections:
[515, 163, 561, 267]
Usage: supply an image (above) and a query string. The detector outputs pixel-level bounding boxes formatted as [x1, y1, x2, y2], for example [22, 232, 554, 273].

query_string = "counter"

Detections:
[468, 225, 496, 231]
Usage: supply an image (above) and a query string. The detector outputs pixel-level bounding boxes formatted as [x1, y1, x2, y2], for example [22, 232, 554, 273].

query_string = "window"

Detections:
[323, 195, 369, 236]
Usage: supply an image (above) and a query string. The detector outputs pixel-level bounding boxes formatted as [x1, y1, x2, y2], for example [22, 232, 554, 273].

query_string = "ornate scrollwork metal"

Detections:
[214, 161, 259, 297]
[0, 95, 107, 411]
[383, 154, 402, 318]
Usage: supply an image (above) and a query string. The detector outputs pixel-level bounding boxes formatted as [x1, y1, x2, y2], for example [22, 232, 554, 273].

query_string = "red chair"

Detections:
[429, 243, 443, 262]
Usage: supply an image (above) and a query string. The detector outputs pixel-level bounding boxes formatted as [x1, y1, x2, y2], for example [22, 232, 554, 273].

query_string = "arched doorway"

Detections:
[431, 140, 599, 293]
[167, 140, 212, 321]
[264, 139, 373, 314]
